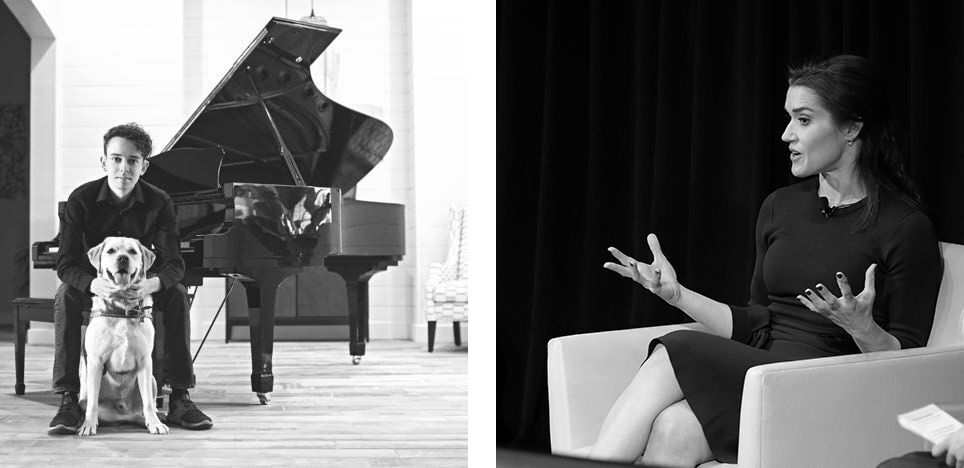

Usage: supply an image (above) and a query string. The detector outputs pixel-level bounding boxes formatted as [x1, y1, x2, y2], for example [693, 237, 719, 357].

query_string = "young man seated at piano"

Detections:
[48, 122, 213, 434]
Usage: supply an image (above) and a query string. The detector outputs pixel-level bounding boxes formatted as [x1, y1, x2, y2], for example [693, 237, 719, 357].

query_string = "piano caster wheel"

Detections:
[257, 392, 271, 405]
[156, 396, 164, 410]
[352, 356, 362, 365]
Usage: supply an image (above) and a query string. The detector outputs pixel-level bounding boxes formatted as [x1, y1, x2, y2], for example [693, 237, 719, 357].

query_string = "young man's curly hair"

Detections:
[102, 122, 153, 158]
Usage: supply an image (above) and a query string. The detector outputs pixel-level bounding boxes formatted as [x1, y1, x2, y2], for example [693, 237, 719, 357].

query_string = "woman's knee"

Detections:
[646, 401, 711, 464]
[651, 401, 690, 441]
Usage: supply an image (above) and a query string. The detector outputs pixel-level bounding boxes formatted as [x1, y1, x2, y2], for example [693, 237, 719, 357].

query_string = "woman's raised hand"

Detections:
[797, 264, 877, 335]
[604, 233, 681, 304]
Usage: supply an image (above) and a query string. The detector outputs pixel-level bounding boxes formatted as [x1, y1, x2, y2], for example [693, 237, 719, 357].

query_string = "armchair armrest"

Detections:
[426, 263, 444, 293]
[547, 322, 710, 454]
[738, 344, 964, 468]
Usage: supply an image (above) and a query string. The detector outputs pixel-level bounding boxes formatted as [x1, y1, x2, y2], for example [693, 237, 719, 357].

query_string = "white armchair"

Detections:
[425, 207, 468, 352]
[548, 242, 964, 467]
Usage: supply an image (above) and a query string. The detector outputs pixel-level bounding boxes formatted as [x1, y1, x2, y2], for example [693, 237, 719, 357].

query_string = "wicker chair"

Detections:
[425, 207, 468, 352]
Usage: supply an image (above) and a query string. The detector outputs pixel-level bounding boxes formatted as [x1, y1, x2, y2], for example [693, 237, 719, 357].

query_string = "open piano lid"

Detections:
[158, 17, 393, 191]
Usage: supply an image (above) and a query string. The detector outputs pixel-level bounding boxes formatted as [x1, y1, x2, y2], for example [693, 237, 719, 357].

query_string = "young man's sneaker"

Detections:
[48, 392, 83, 435]
[166, 390, 212, 430]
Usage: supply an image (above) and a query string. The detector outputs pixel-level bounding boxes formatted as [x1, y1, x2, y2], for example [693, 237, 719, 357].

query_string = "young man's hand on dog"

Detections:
[91, 276, 161, 302]
[113, 277, 163, 302]
[89, 277, 120, 299]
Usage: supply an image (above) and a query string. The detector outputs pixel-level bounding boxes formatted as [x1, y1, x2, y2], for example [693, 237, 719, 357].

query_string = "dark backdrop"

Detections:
[0, 1, 31, 328]
[497, 0, 964, 453]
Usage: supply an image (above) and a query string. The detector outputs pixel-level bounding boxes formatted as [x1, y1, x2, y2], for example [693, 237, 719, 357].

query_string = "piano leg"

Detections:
[344, 279, 366, 364]
[326, 256, 400, 364]
[359, 279, 370, 343]
[240, 273, 291, 405]
[326, 257, 390, 365]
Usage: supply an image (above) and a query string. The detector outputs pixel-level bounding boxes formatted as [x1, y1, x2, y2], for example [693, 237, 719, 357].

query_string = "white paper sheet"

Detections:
[898, 404, 964, 444]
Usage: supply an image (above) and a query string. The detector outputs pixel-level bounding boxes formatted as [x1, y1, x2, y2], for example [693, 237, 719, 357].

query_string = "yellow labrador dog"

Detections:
[77, 236, 169, 436]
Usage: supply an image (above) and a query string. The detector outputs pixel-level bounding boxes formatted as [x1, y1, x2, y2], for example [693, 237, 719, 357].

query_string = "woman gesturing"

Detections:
[588, 55, 942, 466]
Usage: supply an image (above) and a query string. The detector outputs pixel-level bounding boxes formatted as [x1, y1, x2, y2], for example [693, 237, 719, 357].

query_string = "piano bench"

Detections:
[11, 297, 167, 401]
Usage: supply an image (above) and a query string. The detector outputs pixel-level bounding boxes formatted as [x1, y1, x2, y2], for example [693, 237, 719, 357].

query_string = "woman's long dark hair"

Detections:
[787, 55, 922, 230]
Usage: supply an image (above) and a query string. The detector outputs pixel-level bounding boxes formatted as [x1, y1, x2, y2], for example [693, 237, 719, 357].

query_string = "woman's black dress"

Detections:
[651, 179, 942, 463]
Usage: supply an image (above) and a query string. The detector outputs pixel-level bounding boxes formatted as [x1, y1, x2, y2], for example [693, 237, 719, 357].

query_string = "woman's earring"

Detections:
[846, 139, 854, 146]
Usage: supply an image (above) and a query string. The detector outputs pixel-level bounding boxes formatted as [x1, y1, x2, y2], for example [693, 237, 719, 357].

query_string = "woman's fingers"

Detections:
[647, 233, 665, 263]
[805, 287, 832, 310]
[796, 265, 878, 328]
[814, 283, 840, 308]
[628, 260, 641, 282]
[602, 262, 631, 278]
[607, 247, 634, 266]
[796, 294, 821, 315]
[606, 246, 651, 278]
[605, 242, 666, 289]
[603, 259, 659, 286]
[835, 272, 853, 299]
[603, 261, 638, 279]
[862, 264, 877, 298]
[798, 294, 838, 320]
[610, 235, 670, 269]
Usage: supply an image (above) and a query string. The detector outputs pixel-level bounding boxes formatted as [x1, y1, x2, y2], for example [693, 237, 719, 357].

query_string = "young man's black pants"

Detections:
[51, 281, 194, 394]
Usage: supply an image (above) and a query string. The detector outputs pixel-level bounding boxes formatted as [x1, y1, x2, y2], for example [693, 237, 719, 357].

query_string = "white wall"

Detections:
[410, 0, 471, 345]
[26, 0, 186, 343]
[22, 0, 469, 346]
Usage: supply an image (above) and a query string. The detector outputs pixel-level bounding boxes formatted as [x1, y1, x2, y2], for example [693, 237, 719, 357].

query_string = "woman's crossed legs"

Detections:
[588, 344, 713, 466]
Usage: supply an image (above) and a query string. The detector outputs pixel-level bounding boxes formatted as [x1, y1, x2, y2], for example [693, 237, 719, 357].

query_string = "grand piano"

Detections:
[34, 17, 404, 404]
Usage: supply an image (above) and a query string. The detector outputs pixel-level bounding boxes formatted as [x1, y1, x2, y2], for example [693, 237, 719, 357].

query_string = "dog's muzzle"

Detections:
[107, 256, 134, 284]
[106, 269, 131, 282]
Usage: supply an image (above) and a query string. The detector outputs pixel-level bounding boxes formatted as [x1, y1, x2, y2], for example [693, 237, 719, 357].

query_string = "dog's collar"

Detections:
[89, 303, 153, 322]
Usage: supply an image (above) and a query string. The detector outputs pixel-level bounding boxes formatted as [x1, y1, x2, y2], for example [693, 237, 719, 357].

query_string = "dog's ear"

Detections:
[87, 241, 106, 274]
[139, 242, 156, 272]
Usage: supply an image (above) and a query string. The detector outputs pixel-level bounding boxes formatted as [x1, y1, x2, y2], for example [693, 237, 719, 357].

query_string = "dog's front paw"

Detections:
[147, 421, 169, 435]
[76, 419, 97, 436]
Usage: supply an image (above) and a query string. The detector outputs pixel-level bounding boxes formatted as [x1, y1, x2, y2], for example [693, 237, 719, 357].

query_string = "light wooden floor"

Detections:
[0, 337, 467, 467]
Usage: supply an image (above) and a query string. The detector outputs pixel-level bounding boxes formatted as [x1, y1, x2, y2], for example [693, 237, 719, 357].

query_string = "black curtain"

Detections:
[497, 0, 964, 453]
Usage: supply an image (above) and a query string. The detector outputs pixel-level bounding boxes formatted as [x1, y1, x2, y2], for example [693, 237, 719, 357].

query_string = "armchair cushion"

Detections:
[427, 278, 468, 304]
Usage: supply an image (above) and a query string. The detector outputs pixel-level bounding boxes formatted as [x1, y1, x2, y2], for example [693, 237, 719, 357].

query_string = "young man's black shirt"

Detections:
[56, 176, 185, 294]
